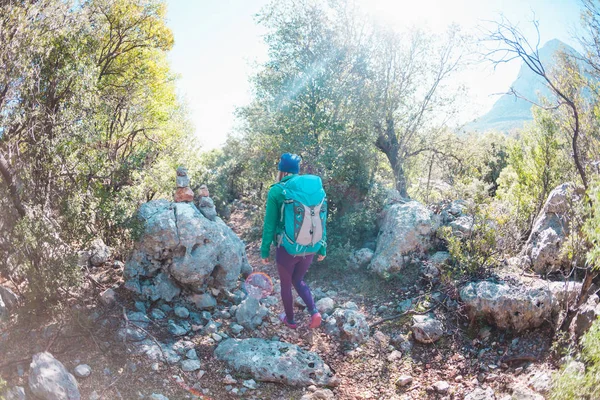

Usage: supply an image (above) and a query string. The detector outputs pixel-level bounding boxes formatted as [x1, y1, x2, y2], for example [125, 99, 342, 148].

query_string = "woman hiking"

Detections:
[261, 153, 327, 329]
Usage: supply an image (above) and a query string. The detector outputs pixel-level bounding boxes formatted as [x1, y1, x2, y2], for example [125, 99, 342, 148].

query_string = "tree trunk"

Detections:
[394, 160, 408, 198]
[0, 150, 26, 218]
[375, 116, 409, 198]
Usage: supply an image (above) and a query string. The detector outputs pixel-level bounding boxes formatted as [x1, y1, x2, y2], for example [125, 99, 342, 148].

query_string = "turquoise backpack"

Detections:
[277, 175, 327, 255]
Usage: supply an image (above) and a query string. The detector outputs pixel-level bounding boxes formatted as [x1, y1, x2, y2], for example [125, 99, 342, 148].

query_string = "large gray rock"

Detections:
[460, 280, 581, 332]
[3, 386, 26, 400]
[0, 294, 7, 320]
[235, 297, 268, 330]
[369, 201, 435, 277]
[323, 308, 370, 344]
[461, 281, 552, 332]
[347, 248, 374, 270]
[198, 197, 217, 222]
[88, 238, 112, 267]
[28, 352, 80, 400]
[570, 294, 600, 337]
[0, 285, 19, 310]
[215, 338, 334, 386]
[124, 201, 250, 302]
[520, 183, 582, 274]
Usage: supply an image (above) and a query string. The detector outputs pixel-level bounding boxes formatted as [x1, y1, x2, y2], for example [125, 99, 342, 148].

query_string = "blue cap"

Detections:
[278, 153, 301, 174]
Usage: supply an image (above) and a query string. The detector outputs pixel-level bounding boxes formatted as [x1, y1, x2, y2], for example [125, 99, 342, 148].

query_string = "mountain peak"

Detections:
[466, 38, 581, 133]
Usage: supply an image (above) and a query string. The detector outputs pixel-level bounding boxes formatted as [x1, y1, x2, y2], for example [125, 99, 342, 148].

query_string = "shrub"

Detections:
[438, 201, 503, 277]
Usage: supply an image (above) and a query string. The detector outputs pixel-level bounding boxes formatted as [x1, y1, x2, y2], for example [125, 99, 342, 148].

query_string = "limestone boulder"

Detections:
[29, 352, 80, 400]
[0, 285, 19, 310]
[460, 281, 552, 332]
[3, 386, 26, 400]
[460, 279, 582, 332]
[124, 201, 250, 302]
[215, 338, 334, 386]
[369, 201, 435, 277]
[235, 297, 268, 330]
[324, 308, 370, 344]
[521, 183, 583, 274]
[89, 238, 112, 267]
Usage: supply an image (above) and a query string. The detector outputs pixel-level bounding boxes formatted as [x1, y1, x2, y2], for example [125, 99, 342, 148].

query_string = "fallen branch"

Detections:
[369, 305, 438, 329]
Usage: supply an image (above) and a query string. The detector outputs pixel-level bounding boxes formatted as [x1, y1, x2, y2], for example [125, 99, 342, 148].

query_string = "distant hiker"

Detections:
[261, 153, 327, 329]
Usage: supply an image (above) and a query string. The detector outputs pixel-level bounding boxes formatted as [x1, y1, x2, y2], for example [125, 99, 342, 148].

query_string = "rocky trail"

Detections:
[0, 179, 588, 400]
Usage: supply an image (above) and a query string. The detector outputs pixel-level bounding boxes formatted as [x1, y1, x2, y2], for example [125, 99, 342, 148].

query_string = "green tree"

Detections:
[370, 26, 467, 198]
[0, 0, 196, 307]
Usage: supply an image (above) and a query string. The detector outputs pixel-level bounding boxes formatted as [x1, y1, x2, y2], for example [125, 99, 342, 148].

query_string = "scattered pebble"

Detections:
[181, 360, 201, 372]
[186, 349, 198, 360]
[174, 306, 190, 319]
[433, 381, 450, 394]
[74, 364, 92, 378]
[395, 375, 413, 387]
[243, 379, 257, 389]
[224, 374, 237, 385]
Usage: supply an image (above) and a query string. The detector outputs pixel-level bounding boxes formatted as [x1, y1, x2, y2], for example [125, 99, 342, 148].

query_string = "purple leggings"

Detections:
[276, 246, 316, 322]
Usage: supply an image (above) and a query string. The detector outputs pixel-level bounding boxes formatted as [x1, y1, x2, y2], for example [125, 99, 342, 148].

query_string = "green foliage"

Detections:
[323, 185, 386, 269]
[551, 319, 600, 399]
[11, 208, 81, 308]
[497, 109, 573, 233]
[584, 181, 600, 271]
[438, 202, 503, 277]
[0, 0, 197, 309]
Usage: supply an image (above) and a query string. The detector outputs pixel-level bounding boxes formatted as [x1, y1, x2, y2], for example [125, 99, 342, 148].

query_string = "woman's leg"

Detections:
[276, 247, 298, 323]
[291, 254, 316, 314]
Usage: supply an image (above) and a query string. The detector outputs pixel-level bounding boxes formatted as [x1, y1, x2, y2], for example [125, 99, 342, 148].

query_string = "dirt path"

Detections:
[0, 208, 557, 399]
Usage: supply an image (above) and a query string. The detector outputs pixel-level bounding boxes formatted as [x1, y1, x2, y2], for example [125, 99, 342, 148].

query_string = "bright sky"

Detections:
[166, 0, 582, 149]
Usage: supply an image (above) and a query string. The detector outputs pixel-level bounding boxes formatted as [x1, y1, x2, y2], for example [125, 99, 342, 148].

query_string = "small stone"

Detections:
[74, 364, 92, 378]
[151, 363, 160, 371]
[99, 288, 117, 307]
[411, 314, 444, 344]
[387, 350, 402, 362]
[181, 359, 201, 372]
[243, 379, 257, 389]
[197, 370, 206, 379]
[150, 309, 167, 320]
[231, 388, 239, 394]
[212, 333, 223, 342]
[189, 293, 217, 310]
[160, 304, 173, 313]
[174, 187, 194, 202]
[231, 324, 244, 335]
[174, 306, 190, 319]
[396, 375, 413, 387]
[186, 349, 198, 360]
[432, 381, 450, 394]
[224, 374, 237, 384]
[168, 320, 190, 336]
[90, 391, 101, 400]
[134, 301, 147, 313]
[316, 297, 335, 314]
[198, 184, 210, 197]
[343, 301, 359, 311]
[150, 394, 169, 400]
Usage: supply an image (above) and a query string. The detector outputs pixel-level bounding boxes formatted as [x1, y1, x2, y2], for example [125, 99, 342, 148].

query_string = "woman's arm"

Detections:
[260, 188, 279, 259]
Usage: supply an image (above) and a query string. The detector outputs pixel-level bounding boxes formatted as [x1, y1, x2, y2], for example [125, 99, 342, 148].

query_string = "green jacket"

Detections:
[260, 174, 327, 259]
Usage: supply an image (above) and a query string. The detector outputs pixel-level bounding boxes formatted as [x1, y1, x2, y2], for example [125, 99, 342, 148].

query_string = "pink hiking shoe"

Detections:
[279, 313, 298, 329]
[309, 312, 322, 329]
